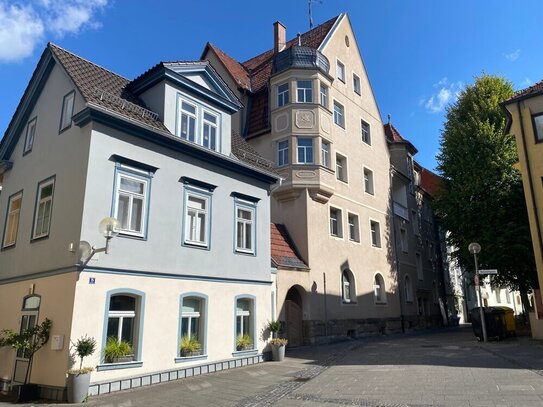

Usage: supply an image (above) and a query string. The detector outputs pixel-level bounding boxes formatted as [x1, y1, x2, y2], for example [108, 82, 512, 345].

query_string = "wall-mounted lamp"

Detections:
[77, 217, 120, 266]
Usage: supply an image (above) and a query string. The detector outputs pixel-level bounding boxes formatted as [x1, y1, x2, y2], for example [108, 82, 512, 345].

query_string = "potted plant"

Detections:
[104, 337, 133, 363]
[67, 335, 96, 403]
[236, 334, 253, 351]
[180, 335, 202, 357]
[269, 338, 288, 361]
[0, 318, 52, 402]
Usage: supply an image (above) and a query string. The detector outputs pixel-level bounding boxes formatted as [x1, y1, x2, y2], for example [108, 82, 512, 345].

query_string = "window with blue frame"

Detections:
[183, 189, 211, 248]
[112, 163, 153, 239]
[179, 295, 207, 358]
[177, 95, 221, 152]
[235, 297, 255, 351]
[233, 194, 258, 255]
[32, 177, 55, 240]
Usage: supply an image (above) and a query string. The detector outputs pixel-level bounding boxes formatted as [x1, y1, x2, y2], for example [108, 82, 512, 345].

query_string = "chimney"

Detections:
[274, 21, 286, 54]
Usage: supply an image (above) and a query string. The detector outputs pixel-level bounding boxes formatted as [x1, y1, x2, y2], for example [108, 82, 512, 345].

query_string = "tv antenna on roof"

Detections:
[309, 0, 323, 30]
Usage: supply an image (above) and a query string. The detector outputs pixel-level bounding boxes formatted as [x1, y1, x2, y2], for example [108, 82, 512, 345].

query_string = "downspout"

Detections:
[389, 167, 406, 333]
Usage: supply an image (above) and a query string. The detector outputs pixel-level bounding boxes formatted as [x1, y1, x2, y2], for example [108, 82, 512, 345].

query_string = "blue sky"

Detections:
[0, 0, 541, 171]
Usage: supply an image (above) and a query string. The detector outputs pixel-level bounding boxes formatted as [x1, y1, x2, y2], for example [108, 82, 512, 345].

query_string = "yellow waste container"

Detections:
[494, 306, 516, 336]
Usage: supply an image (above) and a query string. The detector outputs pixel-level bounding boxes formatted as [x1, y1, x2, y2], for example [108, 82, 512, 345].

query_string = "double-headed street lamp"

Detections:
[469, 242, 487, 342]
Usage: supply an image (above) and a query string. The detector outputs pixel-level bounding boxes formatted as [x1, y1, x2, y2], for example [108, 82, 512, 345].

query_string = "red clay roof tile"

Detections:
[271, 223, 308, 269]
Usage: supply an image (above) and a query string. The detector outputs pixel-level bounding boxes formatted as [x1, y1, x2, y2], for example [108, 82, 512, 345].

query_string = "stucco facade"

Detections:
[0, 44, 278, 399]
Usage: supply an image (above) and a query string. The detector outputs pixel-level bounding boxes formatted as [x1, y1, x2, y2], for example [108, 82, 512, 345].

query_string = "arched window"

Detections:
[103, 290, 145, 365]
[342, 270, 355, 303]
[235, 297, 255, 351]
[404, 275, 413, 303]
[180, 294, 207, 357]
[373, 273, 386, 303]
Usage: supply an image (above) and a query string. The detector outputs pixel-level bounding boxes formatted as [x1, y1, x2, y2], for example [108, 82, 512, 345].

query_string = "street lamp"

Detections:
[77, 217, 120, 266]
[469, 242, 487, 342]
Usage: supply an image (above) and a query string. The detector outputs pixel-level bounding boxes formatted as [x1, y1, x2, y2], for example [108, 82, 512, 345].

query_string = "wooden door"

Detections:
[286, 300, 303, 347]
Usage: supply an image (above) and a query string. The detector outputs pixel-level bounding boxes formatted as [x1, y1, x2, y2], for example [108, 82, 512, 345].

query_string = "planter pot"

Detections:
[107, 355, 133, 364]
[181, 350, 202, 357]
[237, 345, 254, 351]
[15, 383, 39, 403]
[67, 372, 91, 403]
[271, 344, 286, 361]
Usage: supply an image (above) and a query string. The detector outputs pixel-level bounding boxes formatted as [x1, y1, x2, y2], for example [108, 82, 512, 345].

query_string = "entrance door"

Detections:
[12, 295, 41, 385]
[286, 300, 303, 347]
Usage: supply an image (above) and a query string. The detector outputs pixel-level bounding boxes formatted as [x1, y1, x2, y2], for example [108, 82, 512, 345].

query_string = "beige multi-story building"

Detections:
[204, 14, 412, 344]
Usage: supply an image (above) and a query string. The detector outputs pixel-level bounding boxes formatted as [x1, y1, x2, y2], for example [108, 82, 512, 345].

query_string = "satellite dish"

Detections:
[77, 241, 92, 265]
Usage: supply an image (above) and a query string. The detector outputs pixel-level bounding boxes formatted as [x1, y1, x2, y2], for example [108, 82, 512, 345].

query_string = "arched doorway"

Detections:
[285, 286, 304, 347]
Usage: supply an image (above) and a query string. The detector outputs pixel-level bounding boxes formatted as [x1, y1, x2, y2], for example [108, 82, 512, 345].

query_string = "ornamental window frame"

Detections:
[31, 176, 55, 240]
[2, 191, 23, 248]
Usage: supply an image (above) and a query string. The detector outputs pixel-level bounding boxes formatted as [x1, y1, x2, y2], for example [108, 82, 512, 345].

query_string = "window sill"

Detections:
[183, 242, 210, 251]
[118, 233, 146, 241]
[235, 249, 256, 256]
[342, 300, 357, 305]
[232, 349, 258, 357]
[175, 354, 208, 363]
[374, 301, 387, 306]
[30, 235, 50, 243]
[96, 361, 143, 371]
[1, 243, 16, 251]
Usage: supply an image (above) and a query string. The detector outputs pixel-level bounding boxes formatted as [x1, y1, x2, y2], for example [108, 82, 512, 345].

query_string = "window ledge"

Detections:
[175, 354, 208, 363]
[96, 361, 143, 371]
[235, 250, 256, 257]
[232, 349, 258, 357]
[342, 301, 357, 305]
[374, 301, 388, 306]
[118, 233, 146, 241]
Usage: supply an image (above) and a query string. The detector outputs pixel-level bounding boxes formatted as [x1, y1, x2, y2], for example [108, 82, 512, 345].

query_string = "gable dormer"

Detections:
[128, 61, 242, 156]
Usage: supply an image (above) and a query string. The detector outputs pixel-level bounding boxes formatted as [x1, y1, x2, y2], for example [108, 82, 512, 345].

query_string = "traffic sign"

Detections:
[479, 269, 498, 275]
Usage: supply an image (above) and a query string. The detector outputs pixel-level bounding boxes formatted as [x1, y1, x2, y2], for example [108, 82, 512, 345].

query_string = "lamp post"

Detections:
[77, 217, 120, 266]
[468, 242, 487, 342]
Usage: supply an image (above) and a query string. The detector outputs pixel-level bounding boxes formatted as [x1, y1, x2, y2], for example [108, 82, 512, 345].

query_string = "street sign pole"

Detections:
[474, 254, 488, 342]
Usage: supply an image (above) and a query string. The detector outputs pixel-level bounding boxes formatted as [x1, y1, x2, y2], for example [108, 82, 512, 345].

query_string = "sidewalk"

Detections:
[3, 326, 543, 406]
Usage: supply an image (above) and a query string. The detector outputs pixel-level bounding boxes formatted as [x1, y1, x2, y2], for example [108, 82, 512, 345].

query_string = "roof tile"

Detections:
[271, 223, 308, 269]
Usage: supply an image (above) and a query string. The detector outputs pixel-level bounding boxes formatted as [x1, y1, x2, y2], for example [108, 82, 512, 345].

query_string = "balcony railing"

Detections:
[272, 46, 330, 75]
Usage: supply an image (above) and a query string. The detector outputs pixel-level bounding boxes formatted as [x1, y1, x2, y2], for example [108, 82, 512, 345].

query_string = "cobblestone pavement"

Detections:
[4, 326, 543, 406]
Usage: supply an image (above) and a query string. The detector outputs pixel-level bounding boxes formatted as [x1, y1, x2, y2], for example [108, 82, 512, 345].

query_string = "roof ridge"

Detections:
[241, 14, 340, 66]
[48, 42, 130, 82]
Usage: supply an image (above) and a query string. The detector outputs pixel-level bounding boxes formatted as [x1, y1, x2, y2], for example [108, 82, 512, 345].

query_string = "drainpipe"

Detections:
[390, 167, 406, 333]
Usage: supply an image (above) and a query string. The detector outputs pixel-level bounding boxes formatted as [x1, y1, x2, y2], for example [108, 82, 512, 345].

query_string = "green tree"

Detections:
[435, 74, 537, 313]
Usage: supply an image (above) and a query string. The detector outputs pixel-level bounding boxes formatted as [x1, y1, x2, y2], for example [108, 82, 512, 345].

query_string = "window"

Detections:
[361, 120, 371, 145]
[202, 111, 217, 150]
[416, 253, 423, 280]
[370, 220, 381, 247]
[277, 139, 289, 166]
[534, 114, 543, 142]
[348, 213, 360, 242]
[329, 207, 343, 238]
[495, 287, 502, 304]
[407, 155, 414, 193]
[321, 141, 330, 168]
[404, 275, 413, 303]
[277, 83, 289, 107]
[32, 178, 55, 240]
[320, 84, 328, 108]
[180, 296, 206, 357]
[17, 295, 41, 360]
[342, 270, 355, 303]
[59, 91, 75, 132]
[297, 138, 314, 164]
[364, 168, 374, 195]
[333, 101, 345, 127]
[505, 289, 511, 304]
[336, 60, 345, 82]
[235, 297, 254, 351]
[353, 73, 361, 95]
[412, 210, 420, 236]
[235, 201, 256, 254]
[297, 80, 313, 103]
[428, 242, 435, 261]
[433, 282, 439, 304]
[184, 192, 210, 247]
[180, 101, 197, 143]
[373, 273, 386, 303]
[24, 118, 37, 154]
[2, 192, 22, 248]
[114, 170, 149, 238]
[336, 154, 347, 182]
[106, 294, 141, 363]
[400, 228, 408, 253]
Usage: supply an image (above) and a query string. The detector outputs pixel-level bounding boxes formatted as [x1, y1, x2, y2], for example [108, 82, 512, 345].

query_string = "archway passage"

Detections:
[285, 286, 304, 347]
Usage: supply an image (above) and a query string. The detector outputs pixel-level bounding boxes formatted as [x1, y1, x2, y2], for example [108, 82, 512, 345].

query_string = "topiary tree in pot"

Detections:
[267, 320, 287, 361]
[0, 318, 52, 402]
[67, 335, 96, 403]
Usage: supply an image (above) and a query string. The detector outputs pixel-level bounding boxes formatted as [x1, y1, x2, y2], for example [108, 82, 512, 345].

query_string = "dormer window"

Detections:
[177, 96, 221, 152]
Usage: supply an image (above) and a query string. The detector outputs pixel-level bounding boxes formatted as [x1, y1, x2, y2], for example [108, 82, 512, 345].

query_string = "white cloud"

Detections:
[0, 2, 44, 62]
[504, 49, 521, 62]
[0, 0, 108, 63]
[423, 78, 464, 114]
[520, 77, 532, 87]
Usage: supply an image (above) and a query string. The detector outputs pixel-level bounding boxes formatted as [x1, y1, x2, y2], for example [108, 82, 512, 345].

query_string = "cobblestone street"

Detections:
[4, 326, 543, 407]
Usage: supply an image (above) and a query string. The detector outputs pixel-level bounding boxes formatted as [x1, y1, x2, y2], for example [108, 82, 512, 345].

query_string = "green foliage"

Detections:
[268, 320, 281, 334]
[435, 74, 537, 296]
[236, 334, 252, 350]
[104, 337, 132, 363]
[180, 335, 202, 354]
[0, 318, 52, 384]
[71, 335, 96, 373]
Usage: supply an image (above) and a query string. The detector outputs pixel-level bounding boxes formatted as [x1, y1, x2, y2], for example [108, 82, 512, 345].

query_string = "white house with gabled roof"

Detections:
[0, 43, 278, 400]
